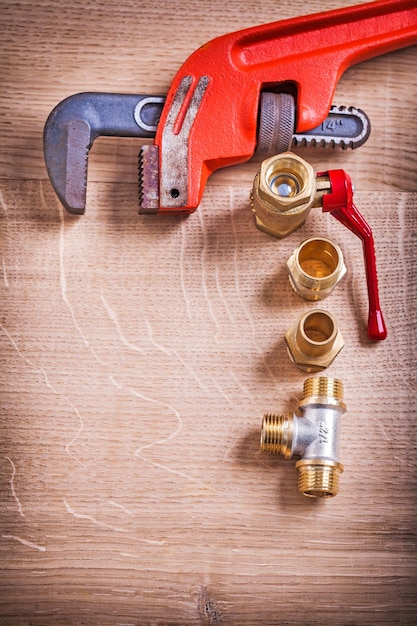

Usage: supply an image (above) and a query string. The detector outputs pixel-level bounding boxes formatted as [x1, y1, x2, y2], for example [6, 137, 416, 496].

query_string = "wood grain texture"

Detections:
[1, 1, 417, 624]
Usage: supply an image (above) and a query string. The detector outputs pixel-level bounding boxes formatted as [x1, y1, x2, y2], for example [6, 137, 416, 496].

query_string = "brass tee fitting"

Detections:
[287, 237, 346, 300]
[260, 377, 346, 498]
[250, 152, 330, 238]
[285, 309, 344, 372]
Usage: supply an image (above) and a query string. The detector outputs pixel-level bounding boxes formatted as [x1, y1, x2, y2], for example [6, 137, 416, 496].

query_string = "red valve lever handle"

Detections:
[321, 169, 387, 341]
[156, 0, 417, 212]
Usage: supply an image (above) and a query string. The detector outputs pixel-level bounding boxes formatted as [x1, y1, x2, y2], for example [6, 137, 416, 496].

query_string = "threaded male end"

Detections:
[302, 376, 344, 402]
[287, 237, 346, 301]
[260, 413, 293, 459]
[296, 459, 344, 498]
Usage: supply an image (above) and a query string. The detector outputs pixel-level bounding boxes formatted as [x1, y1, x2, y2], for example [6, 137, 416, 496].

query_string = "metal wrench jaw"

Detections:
[138, 90, 373, 215]
[43, 92, 164, 214]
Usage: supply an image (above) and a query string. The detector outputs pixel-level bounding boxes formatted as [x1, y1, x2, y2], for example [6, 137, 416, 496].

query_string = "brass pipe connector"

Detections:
[285, 309, 344, 372]
[260, 377, 346, 498]
[250, 152, 330, 238]
[287, 237, 346, 300]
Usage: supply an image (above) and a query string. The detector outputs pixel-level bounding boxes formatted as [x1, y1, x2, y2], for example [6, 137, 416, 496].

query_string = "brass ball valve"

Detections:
[260, 377, 346, 498]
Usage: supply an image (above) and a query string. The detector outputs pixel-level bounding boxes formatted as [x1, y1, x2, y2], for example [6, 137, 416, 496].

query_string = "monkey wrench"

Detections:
[44, 0, 417, 215]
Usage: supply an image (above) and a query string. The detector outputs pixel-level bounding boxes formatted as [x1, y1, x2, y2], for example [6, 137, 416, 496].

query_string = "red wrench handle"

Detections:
[155, 0, 417, 212]
[230, 0, 417, 133]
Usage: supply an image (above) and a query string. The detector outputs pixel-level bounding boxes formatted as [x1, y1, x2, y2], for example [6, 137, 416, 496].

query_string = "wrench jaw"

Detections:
[43, 99, 92, 215]
[43, 92, 164, 215]
[139, 75, 212, 215]
[138, 145, 160, 214]
[138, 88, 370, 215]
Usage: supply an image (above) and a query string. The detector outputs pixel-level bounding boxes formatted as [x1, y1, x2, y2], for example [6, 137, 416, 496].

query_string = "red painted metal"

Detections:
[321, 169, 387, 341]
[155, 0, 417, 213]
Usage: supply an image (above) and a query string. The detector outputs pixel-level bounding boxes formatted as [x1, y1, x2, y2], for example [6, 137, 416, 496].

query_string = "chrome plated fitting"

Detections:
[285, 309, 344, 372]
[287, 237, 346, 300]
[250, 152, 330, 238]
[260, 377, 346, 498]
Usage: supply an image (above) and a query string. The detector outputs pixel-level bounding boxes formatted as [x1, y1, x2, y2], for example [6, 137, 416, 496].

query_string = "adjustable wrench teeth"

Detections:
[138, 145, 160, 214]
[138, 149, 144, 207]
[64, 119, 91, 215]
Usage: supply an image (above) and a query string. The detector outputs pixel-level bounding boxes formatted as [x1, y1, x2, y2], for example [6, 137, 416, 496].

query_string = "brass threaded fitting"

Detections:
[251, 152, 316, 238]
[296, 459, 343, 498]
[260, 377, 346, 499]
[285, 309, 344, 372]
[260, 413, 293, 459]
[287, 237, 346, 301]
[302, 376, 344, 402]
[296, 310, 336, 356]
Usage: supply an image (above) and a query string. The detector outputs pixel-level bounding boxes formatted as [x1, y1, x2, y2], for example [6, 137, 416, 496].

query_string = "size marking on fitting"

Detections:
[319, 422, 329, 444]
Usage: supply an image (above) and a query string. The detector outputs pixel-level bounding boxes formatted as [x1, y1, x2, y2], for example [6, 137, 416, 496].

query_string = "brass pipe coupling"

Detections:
[285, 309, 344, 372]
[261, 377, 346, 498]
[287, 236, 346, 300]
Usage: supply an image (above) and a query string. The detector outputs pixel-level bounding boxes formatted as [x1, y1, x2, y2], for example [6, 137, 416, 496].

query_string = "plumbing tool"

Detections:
[43, 0, 417, 216]
[44, 94, 369, 215]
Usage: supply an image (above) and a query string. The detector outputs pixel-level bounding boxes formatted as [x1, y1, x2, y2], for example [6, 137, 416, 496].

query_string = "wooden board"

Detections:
[1, 1, 416, 624]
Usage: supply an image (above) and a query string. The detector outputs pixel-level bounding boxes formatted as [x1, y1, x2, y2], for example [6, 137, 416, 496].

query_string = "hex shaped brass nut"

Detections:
[251, 152, 316, 238]
[287, 237, 346, 301]
[285, 309, 344, 372]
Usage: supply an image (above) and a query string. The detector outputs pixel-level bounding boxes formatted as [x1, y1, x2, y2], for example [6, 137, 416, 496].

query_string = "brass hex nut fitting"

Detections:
[285, 309, 344, 372]
[287, 236, 346, 301]
[251, 152, 316, 238]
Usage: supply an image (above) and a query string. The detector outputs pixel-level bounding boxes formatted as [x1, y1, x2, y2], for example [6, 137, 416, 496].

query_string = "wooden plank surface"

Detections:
[1, 1, 416, 624]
